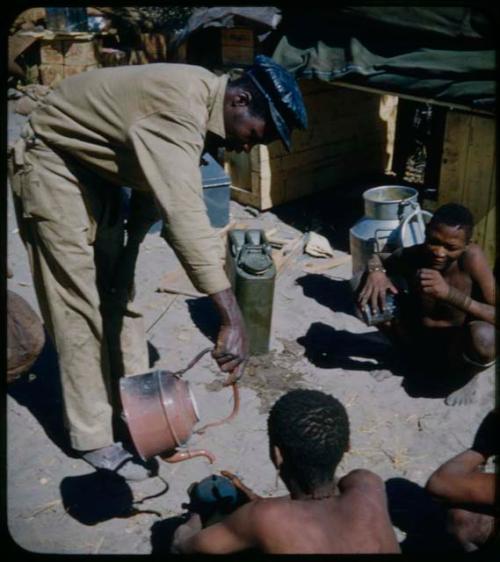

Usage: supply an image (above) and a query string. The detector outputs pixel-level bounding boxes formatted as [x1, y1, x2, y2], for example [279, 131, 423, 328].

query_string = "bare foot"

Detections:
[445, 375, 479, 407]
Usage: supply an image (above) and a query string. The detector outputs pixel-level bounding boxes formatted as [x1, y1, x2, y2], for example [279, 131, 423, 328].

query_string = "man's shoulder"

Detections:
[244, 496, 291, 523]
[339, 470, 387, 503]
[460, 243, 492, 274]
[463, 243, 488, 263]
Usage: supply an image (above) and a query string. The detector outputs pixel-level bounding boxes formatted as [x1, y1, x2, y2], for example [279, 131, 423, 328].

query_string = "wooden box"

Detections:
[225, 79, 398, 210]
[221, 27, 254, 66]
[40, 40, 64, 64]
[38, 35, 99, 87]
[426, 110, 496, 267]
[39, 63, 64, 86]
[62, 39, 98, 66]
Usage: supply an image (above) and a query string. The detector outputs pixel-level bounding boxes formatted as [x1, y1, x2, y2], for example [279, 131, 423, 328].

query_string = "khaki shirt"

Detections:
[30, 63, 231, 295]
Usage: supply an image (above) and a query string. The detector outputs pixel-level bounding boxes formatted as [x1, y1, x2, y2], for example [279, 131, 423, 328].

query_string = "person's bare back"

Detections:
[172, 391, 401, 554]
[249, 470, 400, 554]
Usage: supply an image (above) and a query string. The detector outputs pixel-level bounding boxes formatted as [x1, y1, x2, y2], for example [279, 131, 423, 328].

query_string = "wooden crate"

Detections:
[225, 79, 398, 210]
[39, 63, 64, 86]
[427, 110, 496, 267]
[221, 28, 254, 66]
[39, 35, 99, 87]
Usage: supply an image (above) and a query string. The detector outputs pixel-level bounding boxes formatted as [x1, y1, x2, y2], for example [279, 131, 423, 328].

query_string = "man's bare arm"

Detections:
[425, 450, 495, 506]
[418, 245, 496, 325]
[464, 244, 496, 325]
[426, 410, 499, 506]
[173, 501, 260, 554]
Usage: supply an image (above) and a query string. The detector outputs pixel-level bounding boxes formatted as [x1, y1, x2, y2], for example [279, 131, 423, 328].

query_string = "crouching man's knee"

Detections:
[463, 322, 496, 367]
[447, 508, 495, 550]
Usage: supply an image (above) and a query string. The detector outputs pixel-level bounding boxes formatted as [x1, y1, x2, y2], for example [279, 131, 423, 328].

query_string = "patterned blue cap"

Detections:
[246, 55, 308, 151]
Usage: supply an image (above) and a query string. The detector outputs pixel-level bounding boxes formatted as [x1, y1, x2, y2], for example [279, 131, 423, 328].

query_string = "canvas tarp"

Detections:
[271, 7, 496, 113]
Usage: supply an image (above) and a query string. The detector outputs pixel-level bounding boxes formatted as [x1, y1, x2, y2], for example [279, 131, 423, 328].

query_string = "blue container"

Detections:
[190, 475, 239, 508]
[200, 153, 230, 228]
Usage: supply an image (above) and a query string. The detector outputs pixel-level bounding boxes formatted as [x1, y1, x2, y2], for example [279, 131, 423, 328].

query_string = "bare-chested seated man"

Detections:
[425, 409, 500, 552]
[357, 203, 496, 406]
[171, 389, 400, 554]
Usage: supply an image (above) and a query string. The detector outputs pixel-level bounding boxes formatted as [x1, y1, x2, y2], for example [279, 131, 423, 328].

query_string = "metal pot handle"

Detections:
[170, 347, 213, 379]
[400, 208, 433, 247]
[170, 347, 241, 436]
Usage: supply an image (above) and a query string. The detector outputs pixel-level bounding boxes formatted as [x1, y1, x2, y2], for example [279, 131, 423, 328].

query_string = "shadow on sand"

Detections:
[297, 321, 396, 372]
[60, 470, 167, 526]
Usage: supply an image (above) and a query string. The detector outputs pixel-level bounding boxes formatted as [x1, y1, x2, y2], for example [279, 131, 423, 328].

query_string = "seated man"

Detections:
[357, 203, 496, 405]
[171, 389, 401, 554]
[425, 409, 500, 552]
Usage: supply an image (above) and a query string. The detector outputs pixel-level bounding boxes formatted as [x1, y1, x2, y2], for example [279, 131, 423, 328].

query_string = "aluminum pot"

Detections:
[119, 348, 239, 464]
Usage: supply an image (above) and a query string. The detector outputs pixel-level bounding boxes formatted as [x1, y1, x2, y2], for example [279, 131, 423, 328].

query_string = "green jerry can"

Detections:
[226, 230, 276, 355]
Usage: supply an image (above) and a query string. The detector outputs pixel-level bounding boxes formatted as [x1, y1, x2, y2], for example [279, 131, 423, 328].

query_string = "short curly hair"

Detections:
[267, 389, 350, 493]
[428, 203, 474, 241]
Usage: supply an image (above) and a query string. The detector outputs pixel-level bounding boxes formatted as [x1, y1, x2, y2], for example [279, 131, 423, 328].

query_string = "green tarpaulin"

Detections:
[271, 7, 496, 112]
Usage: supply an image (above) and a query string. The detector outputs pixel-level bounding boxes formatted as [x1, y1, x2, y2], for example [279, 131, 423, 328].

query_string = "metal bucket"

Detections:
[350, 185, 432, 275]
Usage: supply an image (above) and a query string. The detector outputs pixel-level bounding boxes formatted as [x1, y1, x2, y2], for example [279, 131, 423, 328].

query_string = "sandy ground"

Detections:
[5, 100, 496, 555]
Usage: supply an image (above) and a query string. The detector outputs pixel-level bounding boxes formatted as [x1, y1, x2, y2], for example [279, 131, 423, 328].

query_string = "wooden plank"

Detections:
[438, 112, 471, 205]
[221, 28, 254, 47]
[62, 39, 98, 66]
[482, 163, 496, 268]
[39, 63, 64, 86]
[332, 80, 494, 117]
[221, 28, 254, 65]
[39, 40, 64, 64]
[460, 115, 495, 247]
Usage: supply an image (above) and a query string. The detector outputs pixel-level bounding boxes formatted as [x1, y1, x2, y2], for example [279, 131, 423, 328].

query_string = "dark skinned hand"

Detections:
[210, 288, 249, 386]
[358, 271, 398, 314]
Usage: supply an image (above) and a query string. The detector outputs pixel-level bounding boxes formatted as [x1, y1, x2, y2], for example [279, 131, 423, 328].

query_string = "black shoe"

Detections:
[79, 442, 158, 481]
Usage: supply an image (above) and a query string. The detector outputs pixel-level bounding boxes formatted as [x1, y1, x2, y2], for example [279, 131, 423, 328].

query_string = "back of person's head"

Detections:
[267, 389, 349, 493]
[428, 203, 474, 241]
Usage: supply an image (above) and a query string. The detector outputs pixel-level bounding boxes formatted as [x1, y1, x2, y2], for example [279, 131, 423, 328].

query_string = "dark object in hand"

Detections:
[183, 475, 248, 526]
[361, 292, 400, 326]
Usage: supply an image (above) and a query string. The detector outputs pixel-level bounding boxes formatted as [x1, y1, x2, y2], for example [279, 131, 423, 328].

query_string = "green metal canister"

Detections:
[226, 230, 276, 355]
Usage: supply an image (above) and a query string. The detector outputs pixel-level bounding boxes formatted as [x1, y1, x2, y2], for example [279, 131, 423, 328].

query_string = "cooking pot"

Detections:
[119, 348, 239, 464]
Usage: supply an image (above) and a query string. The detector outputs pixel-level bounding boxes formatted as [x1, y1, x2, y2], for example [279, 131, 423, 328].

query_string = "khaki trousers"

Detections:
[8, 132, 149, 451]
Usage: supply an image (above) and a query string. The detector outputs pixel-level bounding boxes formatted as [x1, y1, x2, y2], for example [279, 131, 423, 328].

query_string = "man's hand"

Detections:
[210, 288, 249, 385]
[171, 512, 203, 553]
[358, 271, 398, 314]
[220, 470, 262, 501]
[417, 268, 449, 300]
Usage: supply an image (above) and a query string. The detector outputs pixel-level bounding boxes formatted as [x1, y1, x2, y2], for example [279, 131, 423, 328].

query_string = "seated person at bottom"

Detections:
[425, 409, 500, 551]
[357, 203, 496, 406]
[171, 389, 401, 554]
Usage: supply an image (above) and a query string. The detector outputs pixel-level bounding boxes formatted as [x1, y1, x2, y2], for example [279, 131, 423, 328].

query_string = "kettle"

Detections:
[119, 348, 239, 464]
